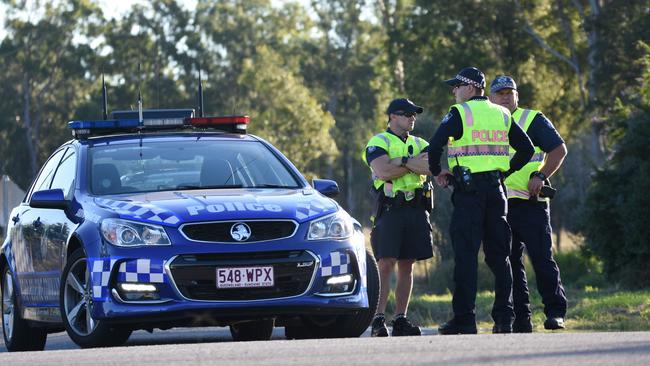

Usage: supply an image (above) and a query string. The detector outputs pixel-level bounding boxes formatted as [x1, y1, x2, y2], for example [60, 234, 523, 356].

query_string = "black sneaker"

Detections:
[371, 316, 389, 337]
[437, 319, 478, 335]
[391, 316, 421, 336]
[513, 317, 533, 333]
[544, 317, 565, 330]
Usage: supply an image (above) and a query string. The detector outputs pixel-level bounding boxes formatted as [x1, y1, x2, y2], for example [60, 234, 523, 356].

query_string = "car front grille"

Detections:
[180, 220, 297, 243]
[168, 250, 316, 301]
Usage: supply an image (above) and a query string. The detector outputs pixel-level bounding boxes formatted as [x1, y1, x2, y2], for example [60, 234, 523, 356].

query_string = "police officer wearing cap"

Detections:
[489, 75, 568, 332]
[363, 98, 434, 337]
[428, 67, 534, 334]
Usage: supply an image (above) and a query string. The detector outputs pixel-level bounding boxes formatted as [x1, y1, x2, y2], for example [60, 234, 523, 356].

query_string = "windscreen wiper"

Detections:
[176, 184, 244, 190]
[251, 184, 293, 188]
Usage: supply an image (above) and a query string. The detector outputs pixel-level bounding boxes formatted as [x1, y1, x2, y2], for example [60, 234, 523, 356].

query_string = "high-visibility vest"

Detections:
[504, 108, 545, 200]
[447, 99, 511, 173]
[363, 131, 428, 199]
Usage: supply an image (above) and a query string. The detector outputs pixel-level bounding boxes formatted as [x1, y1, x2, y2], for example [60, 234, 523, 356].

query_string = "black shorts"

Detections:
[370, 205, 434, 260]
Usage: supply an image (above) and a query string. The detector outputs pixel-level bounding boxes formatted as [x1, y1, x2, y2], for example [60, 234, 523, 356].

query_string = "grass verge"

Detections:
[384, 287, 650, 332]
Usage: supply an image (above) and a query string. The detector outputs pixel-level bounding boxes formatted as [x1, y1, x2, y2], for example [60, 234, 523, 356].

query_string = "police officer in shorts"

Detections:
[364, 98, 434, 336]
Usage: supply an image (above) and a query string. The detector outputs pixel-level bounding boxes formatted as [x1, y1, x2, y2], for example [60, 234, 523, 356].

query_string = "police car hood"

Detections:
[93, 188, 339, 226]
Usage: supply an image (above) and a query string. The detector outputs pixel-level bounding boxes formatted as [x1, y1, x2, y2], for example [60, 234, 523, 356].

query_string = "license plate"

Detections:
[216, 266, 274, 289]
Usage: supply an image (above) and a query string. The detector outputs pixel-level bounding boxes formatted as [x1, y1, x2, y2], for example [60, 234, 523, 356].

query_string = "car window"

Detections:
[50, 147, 77, 198]
[88, 139, 301, 195]
[27, 148, 67, 200]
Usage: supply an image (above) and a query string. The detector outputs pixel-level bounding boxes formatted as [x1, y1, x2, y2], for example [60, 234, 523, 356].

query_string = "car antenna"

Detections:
[137, 62, 143, 126]
[101, 73, 108, 120]
[197, 68, 204, 117]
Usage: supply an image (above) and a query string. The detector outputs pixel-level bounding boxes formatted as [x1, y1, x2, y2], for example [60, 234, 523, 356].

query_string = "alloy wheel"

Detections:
[2, 268, 14, 341]
[63, 258, 96, 336]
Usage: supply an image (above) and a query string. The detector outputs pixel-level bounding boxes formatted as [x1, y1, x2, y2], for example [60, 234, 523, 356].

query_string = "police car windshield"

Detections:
[89, 139, 301, 195]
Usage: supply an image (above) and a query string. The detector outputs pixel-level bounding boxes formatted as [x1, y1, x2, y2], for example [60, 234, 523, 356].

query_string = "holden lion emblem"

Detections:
[230, 222, 252, 241]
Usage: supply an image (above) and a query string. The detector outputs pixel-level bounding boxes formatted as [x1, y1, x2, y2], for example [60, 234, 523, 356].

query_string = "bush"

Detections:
[581, 112, 650, 288]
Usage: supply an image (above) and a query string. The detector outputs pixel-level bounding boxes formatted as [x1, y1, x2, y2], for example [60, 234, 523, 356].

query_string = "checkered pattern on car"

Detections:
[319, 251, 350, 277]
[295, 200, 337, 220]
[95, 198, 180, 225]
[91, 258, 118, 300]
[117, 259, 165, 284]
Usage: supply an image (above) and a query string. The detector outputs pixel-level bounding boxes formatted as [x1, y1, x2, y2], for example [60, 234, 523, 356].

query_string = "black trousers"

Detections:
[508, 199, 567, 319]
[450, 176, 513, 324]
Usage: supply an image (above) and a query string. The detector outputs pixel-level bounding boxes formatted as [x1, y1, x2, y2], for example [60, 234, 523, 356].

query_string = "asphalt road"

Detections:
[2, 327, 650, 365]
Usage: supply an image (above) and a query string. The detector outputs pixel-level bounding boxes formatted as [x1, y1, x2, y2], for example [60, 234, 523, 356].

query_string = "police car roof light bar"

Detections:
[187, 116, 249, 134]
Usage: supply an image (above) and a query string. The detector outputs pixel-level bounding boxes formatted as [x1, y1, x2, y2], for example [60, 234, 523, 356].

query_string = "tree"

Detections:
[0, 0, 103, 188]
[237, 46, 337, 175]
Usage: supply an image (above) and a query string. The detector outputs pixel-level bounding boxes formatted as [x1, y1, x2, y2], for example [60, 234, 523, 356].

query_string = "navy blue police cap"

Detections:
[490, 75, 517, 93]
[386, 98, 424, 115]
[445, 67, 486, 89]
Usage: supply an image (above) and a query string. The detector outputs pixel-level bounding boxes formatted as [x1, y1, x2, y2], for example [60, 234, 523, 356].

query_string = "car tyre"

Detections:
[2, 263, 48, 351]
[285, 249, 380, 339]
[229, 319, 274, 341]
[60, 249, 132, 348]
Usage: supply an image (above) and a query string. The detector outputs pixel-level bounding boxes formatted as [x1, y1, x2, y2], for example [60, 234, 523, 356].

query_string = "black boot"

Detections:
[544, 317, 565, 330]
[492, 322, 513, 334]
[438, 318, 478, 335]
[371, 315, 389, 337]
[513, 316, 533, 333]
[391, 315, 421, 336]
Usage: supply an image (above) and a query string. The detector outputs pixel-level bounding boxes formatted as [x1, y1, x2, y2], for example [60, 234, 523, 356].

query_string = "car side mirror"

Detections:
[312, 179, 339, 198]
[30, 189, 70, 210]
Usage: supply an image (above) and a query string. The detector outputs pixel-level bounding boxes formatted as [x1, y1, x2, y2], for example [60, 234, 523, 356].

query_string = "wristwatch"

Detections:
[531, 171, 547, 181]
[400, 156, 409, 167]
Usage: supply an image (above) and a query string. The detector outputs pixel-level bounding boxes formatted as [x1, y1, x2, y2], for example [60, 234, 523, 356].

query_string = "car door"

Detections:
[14, 147, 67, 317]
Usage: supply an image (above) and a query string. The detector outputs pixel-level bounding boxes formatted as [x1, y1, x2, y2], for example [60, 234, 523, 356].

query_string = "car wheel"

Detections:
[229, 319, 274, 341]
[2, 264, 47, 351]
[285, 249, 380, 339]
[60, 249, 132, 348]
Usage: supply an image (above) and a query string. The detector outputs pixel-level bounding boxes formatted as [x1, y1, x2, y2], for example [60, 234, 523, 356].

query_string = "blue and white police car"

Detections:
[1, 109, 378, 350]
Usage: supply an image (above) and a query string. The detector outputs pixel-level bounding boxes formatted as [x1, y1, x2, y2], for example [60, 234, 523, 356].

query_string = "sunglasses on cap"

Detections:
[394, 111, 417, 117]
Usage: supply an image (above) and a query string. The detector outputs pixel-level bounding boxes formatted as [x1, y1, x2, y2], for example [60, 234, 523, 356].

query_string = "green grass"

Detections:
[384, 287, 650, 332]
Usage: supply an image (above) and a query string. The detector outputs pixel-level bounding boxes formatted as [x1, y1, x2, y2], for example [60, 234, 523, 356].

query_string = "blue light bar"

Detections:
[68, 119, 140, 129]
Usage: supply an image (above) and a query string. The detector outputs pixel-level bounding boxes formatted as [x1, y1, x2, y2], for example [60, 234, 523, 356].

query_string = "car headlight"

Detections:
[307, 211, 353, 240]
[101, 218, 171, 247]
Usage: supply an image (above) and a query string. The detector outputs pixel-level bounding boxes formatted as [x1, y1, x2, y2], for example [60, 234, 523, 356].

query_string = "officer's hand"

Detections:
[528, 176, 544, 196]
[414, 152, 428, 161]
[435, 169, 452, 188]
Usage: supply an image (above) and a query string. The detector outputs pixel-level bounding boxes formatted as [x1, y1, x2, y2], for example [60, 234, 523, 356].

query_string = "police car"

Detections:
[0, 108, 378, 350]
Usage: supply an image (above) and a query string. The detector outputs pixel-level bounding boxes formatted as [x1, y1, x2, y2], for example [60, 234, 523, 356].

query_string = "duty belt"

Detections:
[383, 189, 425, 208]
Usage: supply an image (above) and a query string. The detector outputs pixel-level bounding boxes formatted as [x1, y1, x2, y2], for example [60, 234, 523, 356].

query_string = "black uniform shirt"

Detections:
[521, 110, 565, 153]
[365, 128, 429, 165]
[427, 96, 534, 176]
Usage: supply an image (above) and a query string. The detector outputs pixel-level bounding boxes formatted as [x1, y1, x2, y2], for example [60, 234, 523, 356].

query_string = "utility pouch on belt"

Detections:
[370, 187, 386, 225]
[452, 165, 475, 192]
[423, 180, 434, 213]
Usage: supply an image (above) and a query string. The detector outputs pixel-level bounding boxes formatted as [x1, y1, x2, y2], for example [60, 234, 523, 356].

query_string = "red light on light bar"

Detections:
[187, 116, 250, 125]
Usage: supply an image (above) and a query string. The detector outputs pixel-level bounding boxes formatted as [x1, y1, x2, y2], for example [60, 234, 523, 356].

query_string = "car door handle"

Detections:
[12, 215, 20, 224]
[33, 217, 42, 228]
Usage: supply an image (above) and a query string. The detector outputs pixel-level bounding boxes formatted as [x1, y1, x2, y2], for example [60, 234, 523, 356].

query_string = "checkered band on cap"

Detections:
[456, 74, 483, 89]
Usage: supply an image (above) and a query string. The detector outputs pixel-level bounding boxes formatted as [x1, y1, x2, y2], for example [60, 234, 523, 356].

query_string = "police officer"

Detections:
[363, 98, 434, 337]
[489, 75, 568, 332]
[428, 67, 534, 334]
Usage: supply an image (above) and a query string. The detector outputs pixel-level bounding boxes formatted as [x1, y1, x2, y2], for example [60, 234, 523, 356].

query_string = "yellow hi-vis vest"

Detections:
[363, 131, 428, 199]
[447, 99, 511, 173]
[504, 108, 545, 200]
